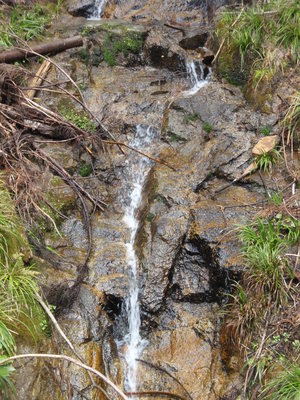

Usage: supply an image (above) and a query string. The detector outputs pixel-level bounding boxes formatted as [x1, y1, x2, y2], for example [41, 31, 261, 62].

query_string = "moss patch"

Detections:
[102, 31, 143, 67]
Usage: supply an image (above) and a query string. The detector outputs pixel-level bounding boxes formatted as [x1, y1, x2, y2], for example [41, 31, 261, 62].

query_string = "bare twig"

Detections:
[0, 354, 128, 400]
[103, 140, 176, 171]
[136, 359, 193, 400]
[126, 391, 189, 400]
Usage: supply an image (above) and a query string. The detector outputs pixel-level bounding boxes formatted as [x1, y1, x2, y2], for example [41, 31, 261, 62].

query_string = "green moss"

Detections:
[102, 31, 143, 67]
[146, 213, 155, 222]
[79, 163, 92, 177]
[162, 131, 186, 143]
[77, 45, 102, 67]
[203, 122, 213, 133]
[260, 125, 272, 136]
[184, 113, 200, 124]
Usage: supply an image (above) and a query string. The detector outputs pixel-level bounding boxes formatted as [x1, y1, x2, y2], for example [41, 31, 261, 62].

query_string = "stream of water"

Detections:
[123, 125, 156, 392]
[88, 0, 108, 20]
[184, 60, 210, 96]
[122, 62, 208, 390]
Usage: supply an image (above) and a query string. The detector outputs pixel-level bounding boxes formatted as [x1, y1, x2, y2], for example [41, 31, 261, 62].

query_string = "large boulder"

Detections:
[67, 0, 94, 17]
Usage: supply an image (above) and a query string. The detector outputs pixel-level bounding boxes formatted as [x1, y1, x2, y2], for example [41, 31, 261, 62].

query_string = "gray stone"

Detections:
[179, 30, 209, 50]
[67, 0, 94, 17]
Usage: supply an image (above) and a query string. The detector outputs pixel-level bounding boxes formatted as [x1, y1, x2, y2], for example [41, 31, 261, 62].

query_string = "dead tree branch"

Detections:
[0, 354, 128, 400]
[0, 36, 84, 63]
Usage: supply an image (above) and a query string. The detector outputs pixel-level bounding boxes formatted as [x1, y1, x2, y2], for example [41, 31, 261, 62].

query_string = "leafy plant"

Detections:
[0, 258, 38, 310]
[262, 363, 300, 399]
[254, 149, 281, 172]
[0, 357, 15, 400]
[60, 108, 96, 132]
[216, 0, 299, 100]
[0, 322, 15, 357]
[0, 181, 46, 394]
[268, 191, 283, 206]
[224, 282, 260, 347]
[284, 92, 300, 145]
[280, 216, 300, 244]
[39, 305, 56, 337]
[203, 122, 213, 133]
[239, 218, 291, 304]
[0, 4, 51, 48]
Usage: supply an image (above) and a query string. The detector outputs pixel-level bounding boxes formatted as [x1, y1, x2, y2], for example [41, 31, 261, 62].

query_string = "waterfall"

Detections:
[123, 125, 156, 392]
[184, 60, 210, 96]
[88, 0, 107, 20]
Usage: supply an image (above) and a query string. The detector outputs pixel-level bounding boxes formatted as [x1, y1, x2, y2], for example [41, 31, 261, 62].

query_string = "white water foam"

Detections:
[121, 60, 209, 392]
[88, 0, 107, 20]
[184, 60, 210, 96]
[123, 125, 156, 392]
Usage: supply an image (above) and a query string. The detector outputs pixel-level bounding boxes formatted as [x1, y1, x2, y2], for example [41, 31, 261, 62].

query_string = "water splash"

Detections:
[88, 0, 107, 20]
[184, 60, 210, 96]
[123, 125, 156, 392]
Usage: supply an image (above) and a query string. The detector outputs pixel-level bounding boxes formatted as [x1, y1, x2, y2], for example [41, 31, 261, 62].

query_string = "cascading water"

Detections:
[122, 125, 156, 392]
[184, 60, 210, 96]
[121, 62, 209, 391]
[88, 0, 108, 20]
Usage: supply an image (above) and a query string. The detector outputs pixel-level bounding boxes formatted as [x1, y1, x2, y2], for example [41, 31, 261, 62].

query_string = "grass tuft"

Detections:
[0, 181, 47, 396]
[0, 4, 51, 48]
[184, 113, 200, 124]
[254, 149, 281, 172]
[262, 363, 300, 399]
[216, 0, 299, 104]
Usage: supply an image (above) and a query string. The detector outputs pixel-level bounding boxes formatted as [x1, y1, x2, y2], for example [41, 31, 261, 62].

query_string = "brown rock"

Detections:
[252, 135, 279, 156]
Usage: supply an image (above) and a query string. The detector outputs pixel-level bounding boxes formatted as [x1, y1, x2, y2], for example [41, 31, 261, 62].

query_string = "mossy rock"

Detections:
[48, 176, 76, 215]
[79, 21, 147, 67]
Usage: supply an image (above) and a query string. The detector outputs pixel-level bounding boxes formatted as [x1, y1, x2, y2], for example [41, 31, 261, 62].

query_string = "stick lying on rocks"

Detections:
[0, 36, 83, 63]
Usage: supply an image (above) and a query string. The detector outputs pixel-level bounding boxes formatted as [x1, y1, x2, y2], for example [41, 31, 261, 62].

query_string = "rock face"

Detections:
[13, 1, 283, 399]
[179, 30, 209, 50]
[67, 0, 94, 17]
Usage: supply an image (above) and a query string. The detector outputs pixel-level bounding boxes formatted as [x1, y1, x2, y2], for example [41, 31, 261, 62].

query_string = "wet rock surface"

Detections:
[13, 1, 284, 399]
[67, 0, 94, 17]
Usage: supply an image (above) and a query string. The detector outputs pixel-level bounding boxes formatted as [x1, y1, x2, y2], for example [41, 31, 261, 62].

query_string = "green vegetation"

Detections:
[240, 219, 289, 304]
[0, 356, 15, 400]
[268, 191, 283, 206]
[260, 125, 272, 136]
[284, 92, 300, 145]
[60, 108, 96, 132]
[203, 122, 213, 133]
[39, 305, 56, 337]
[224, 213, 300, 397]
[0, 4, 51, 48]
[262, 363, 300, 399]
[0, 181, 46, 397]
[79, 163, 92, 177]
[184, 113, 200, 124]
[102, 31, 143, 67]
[254, 149, 281, 172]
[146, 213, 155, 222]
[216, 0, 299, 106]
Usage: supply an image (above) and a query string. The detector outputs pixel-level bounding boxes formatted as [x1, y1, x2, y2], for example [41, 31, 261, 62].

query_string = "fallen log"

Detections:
[0, 36, 83, 63]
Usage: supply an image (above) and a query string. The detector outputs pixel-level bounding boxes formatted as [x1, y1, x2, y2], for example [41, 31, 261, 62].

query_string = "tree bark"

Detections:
[0, 36, 83, 63]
